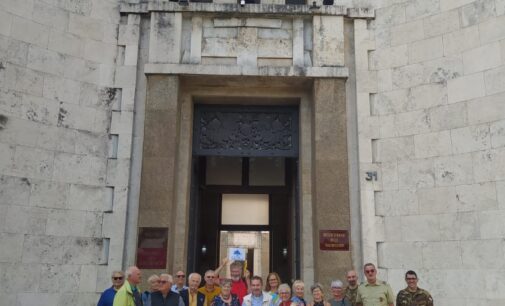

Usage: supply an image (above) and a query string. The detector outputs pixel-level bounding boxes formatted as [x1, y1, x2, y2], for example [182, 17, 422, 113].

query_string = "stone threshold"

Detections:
[120, 1, 374, 18]
[144, 63, 349, 77]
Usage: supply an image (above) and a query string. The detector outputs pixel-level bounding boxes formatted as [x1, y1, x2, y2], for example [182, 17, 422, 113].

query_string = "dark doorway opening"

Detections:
[187, 105, 300, 284]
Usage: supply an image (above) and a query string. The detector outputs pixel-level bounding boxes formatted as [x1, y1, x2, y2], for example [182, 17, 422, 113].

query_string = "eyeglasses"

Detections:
[365, 269, 375, 274]
[176, 275, 186, 278]
[158, 280, 169, 284]
[113, 277, 124, 280]
[331, 287, 342, 289]
[206, 276, 215, 278]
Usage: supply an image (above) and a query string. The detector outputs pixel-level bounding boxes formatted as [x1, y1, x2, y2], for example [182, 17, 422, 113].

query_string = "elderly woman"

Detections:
[265, 272, 282, 305]
[211, 279, 240, 306]
[308, 283, 330, 306]
[277, 283, 293, 306]
[327, 280, 350, 306]
[291, 280, 306, 306]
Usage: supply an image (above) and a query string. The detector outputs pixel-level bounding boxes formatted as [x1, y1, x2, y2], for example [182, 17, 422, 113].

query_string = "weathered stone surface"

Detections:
[312, 16, 344, 66]
[414, 130, 452, 158]
[375, 189, 418, 216]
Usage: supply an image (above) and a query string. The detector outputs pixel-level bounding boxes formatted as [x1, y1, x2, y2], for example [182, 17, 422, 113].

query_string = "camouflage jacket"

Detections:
[396, 288, 433, 306]
[343, 286, 358, 306]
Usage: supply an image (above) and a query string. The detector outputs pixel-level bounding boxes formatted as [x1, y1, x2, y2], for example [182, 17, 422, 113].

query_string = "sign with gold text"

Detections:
[137, 227, 168, 269]
[319, 230, 349, 251]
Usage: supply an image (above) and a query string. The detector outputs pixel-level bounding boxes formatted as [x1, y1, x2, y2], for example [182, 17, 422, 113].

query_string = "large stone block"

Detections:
[0, 233, 24, 262]
[423, 9, 460, 38]
[463, 42, 502, 75]
[491, 119, 505, 148]
[462, 239, 504, 269]
[312, 16, 344, 67]
[78, 265, 98, 292]
[484, 65, 505, 95]
[27, 45, 66, 76]
[22, 235, 66, 264]
[373, 136, 414, 162]
[370, 89, 409, 115]
[398, 158, 435, 189]
[68, 14, 104, 41]
[56, 102, 97, 131]
[417, 186, 458, 214]
[43, 76, 81, 104]
[409, 36, 444, 64]
[84, 39, 117, 64]
[440, 0, 478, 11]
[149, 12, 182, 63]
[467, 92, 505, 125]
[11, 146, 54, 180]
[378, 242, 423, 269]
[472, 148, 505, 182]
[443, 25, 480, 56]
[401, 215, 440, 241]
[10, 15, 49, 47]
[20, 94, 59, 125]
[439, 211, 480, 240]
[52, 152, 107, 186]
[374, 3, 406, 26]
[381, 161, 399, 190]
[434, 154, 474, 186]
[479, 14, 505, 44]
[455, 182, 498, 211]
[460, 0, 496, 27]
[422, 241, 462, 268]
[32, 1, 69, 29]
[451, 124, 491, 154]
[3, 205, 49, 235]
[408, 83, 447, 111]
[372, 44, 408, 70]
[46, 210, 102, 237]
[448, 73, 486, 103]
[480, 209, 505, 238]
[0, 10, 12, 37]
[405, 0, 440, 19]
[375, 189, 418, 216]
[0, 175, 31, 206]
[29, 180, 69, 209]
[61, 237, 106, 265]
[74, 131, 108, 157]
[414, 130, 452, 158]
[0, 36, 29, 66]
[390, 19, 424, 46]
[38, 264, 81, 293]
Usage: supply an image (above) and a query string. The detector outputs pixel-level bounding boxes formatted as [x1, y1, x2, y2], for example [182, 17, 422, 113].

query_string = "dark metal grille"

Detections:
[193, 105, 299, 157]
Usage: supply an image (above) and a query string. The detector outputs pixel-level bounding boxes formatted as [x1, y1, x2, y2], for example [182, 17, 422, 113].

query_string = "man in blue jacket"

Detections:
[98, 271, 125, 306]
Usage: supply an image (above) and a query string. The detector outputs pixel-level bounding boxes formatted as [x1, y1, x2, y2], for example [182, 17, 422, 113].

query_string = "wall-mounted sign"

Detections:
[137, 227, 168, 269]
[319, 230, 349, 251]
[228, 247, 246, 261]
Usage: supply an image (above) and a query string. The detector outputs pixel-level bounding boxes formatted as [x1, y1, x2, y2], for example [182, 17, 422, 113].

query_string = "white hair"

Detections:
[160, 273, 173, 283]
[125, 266, 139, 278]
[330, 280, 343, 288]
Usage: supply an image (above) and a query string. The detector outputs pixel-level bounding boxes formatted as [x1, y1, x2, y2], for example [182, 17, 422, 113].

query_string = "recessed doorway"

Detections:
[187, 105, 300, 283]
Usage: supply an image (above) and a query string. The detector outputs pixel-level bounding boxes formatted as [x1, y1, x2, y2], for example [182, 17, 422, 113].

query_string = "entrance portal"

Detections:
[187, 105, 300, 283]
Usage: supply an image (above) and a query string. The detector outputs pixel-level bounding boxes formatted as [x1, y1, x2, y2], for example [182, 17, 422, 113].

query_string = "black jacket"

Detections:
[179, 289, 205, 306]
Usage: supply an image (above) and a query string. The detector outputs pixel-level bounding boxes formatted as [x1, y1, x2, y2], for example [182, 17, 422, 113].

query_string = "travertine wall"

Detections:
[2, 0, 505, 306]
[353, 0, 505, 305]
[0, 1, 136, 305]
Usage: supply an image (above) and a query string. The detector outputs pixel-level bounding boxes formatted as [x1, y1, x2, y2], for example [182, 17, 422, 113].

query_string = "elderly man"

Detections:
[343, 270, 359, 306]
[97, 271, 125, 306]
[142, 275, 161, 305]
[172, 271, 189, 293]
[396, 271, 433, 306]
[150, 274, 185, 306]
[198, 270, 221, 306]
[113, 266, 142, 306]
[180, 273, 206, 306]
[242, 276, 272, 306]
[355, 264, 394, 306]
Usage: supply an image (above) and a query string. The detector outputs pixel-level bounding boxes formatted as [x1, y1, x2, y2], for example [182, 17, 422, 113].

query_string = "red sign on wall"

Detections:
[319, 230, 349, 251]
[137, 227, 168, 269]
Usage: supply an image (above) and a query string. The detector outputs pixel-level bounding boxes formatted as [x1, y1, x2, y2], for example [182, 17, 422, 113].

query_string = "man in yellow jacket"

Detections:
[113, 266, 143, 306]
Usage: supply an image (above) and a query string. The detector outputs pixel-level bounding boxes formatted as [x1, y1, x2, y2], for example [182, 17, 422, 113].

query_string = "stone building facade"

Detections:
[1, 0, 505, 306]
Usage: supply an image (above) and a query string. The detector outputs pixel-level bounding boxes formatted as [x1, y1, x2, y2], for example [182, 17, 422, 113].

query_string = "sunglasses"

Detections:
[158, 280, 169, 284]
[365, 269, 375, 274]
[113, 277, 124, 280]
[176, 275, 185, 278]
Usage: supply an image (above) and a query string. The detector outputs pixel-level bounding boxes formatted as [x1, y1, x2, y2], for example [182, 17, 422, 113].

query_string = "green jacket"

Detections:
[113, 280, 140, 306]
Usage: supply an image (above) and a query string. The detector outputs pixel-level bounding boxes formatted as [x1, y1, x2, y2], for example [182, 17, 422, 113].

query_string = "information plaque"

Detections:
[137, 227, 168, 269]
[319, 230, 349, 251]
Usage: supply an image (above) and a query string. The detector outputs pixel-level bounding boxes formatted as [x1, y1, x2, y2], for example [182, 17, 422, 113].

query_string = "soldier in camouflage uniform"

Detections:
[396, 271, 433, 306]
[343, 270, 358, 306]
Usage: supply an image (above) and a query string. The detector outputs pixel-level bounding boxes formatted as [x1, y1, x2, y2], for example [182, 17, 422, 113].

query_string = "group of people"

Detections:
[97, 261, 433, 306]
